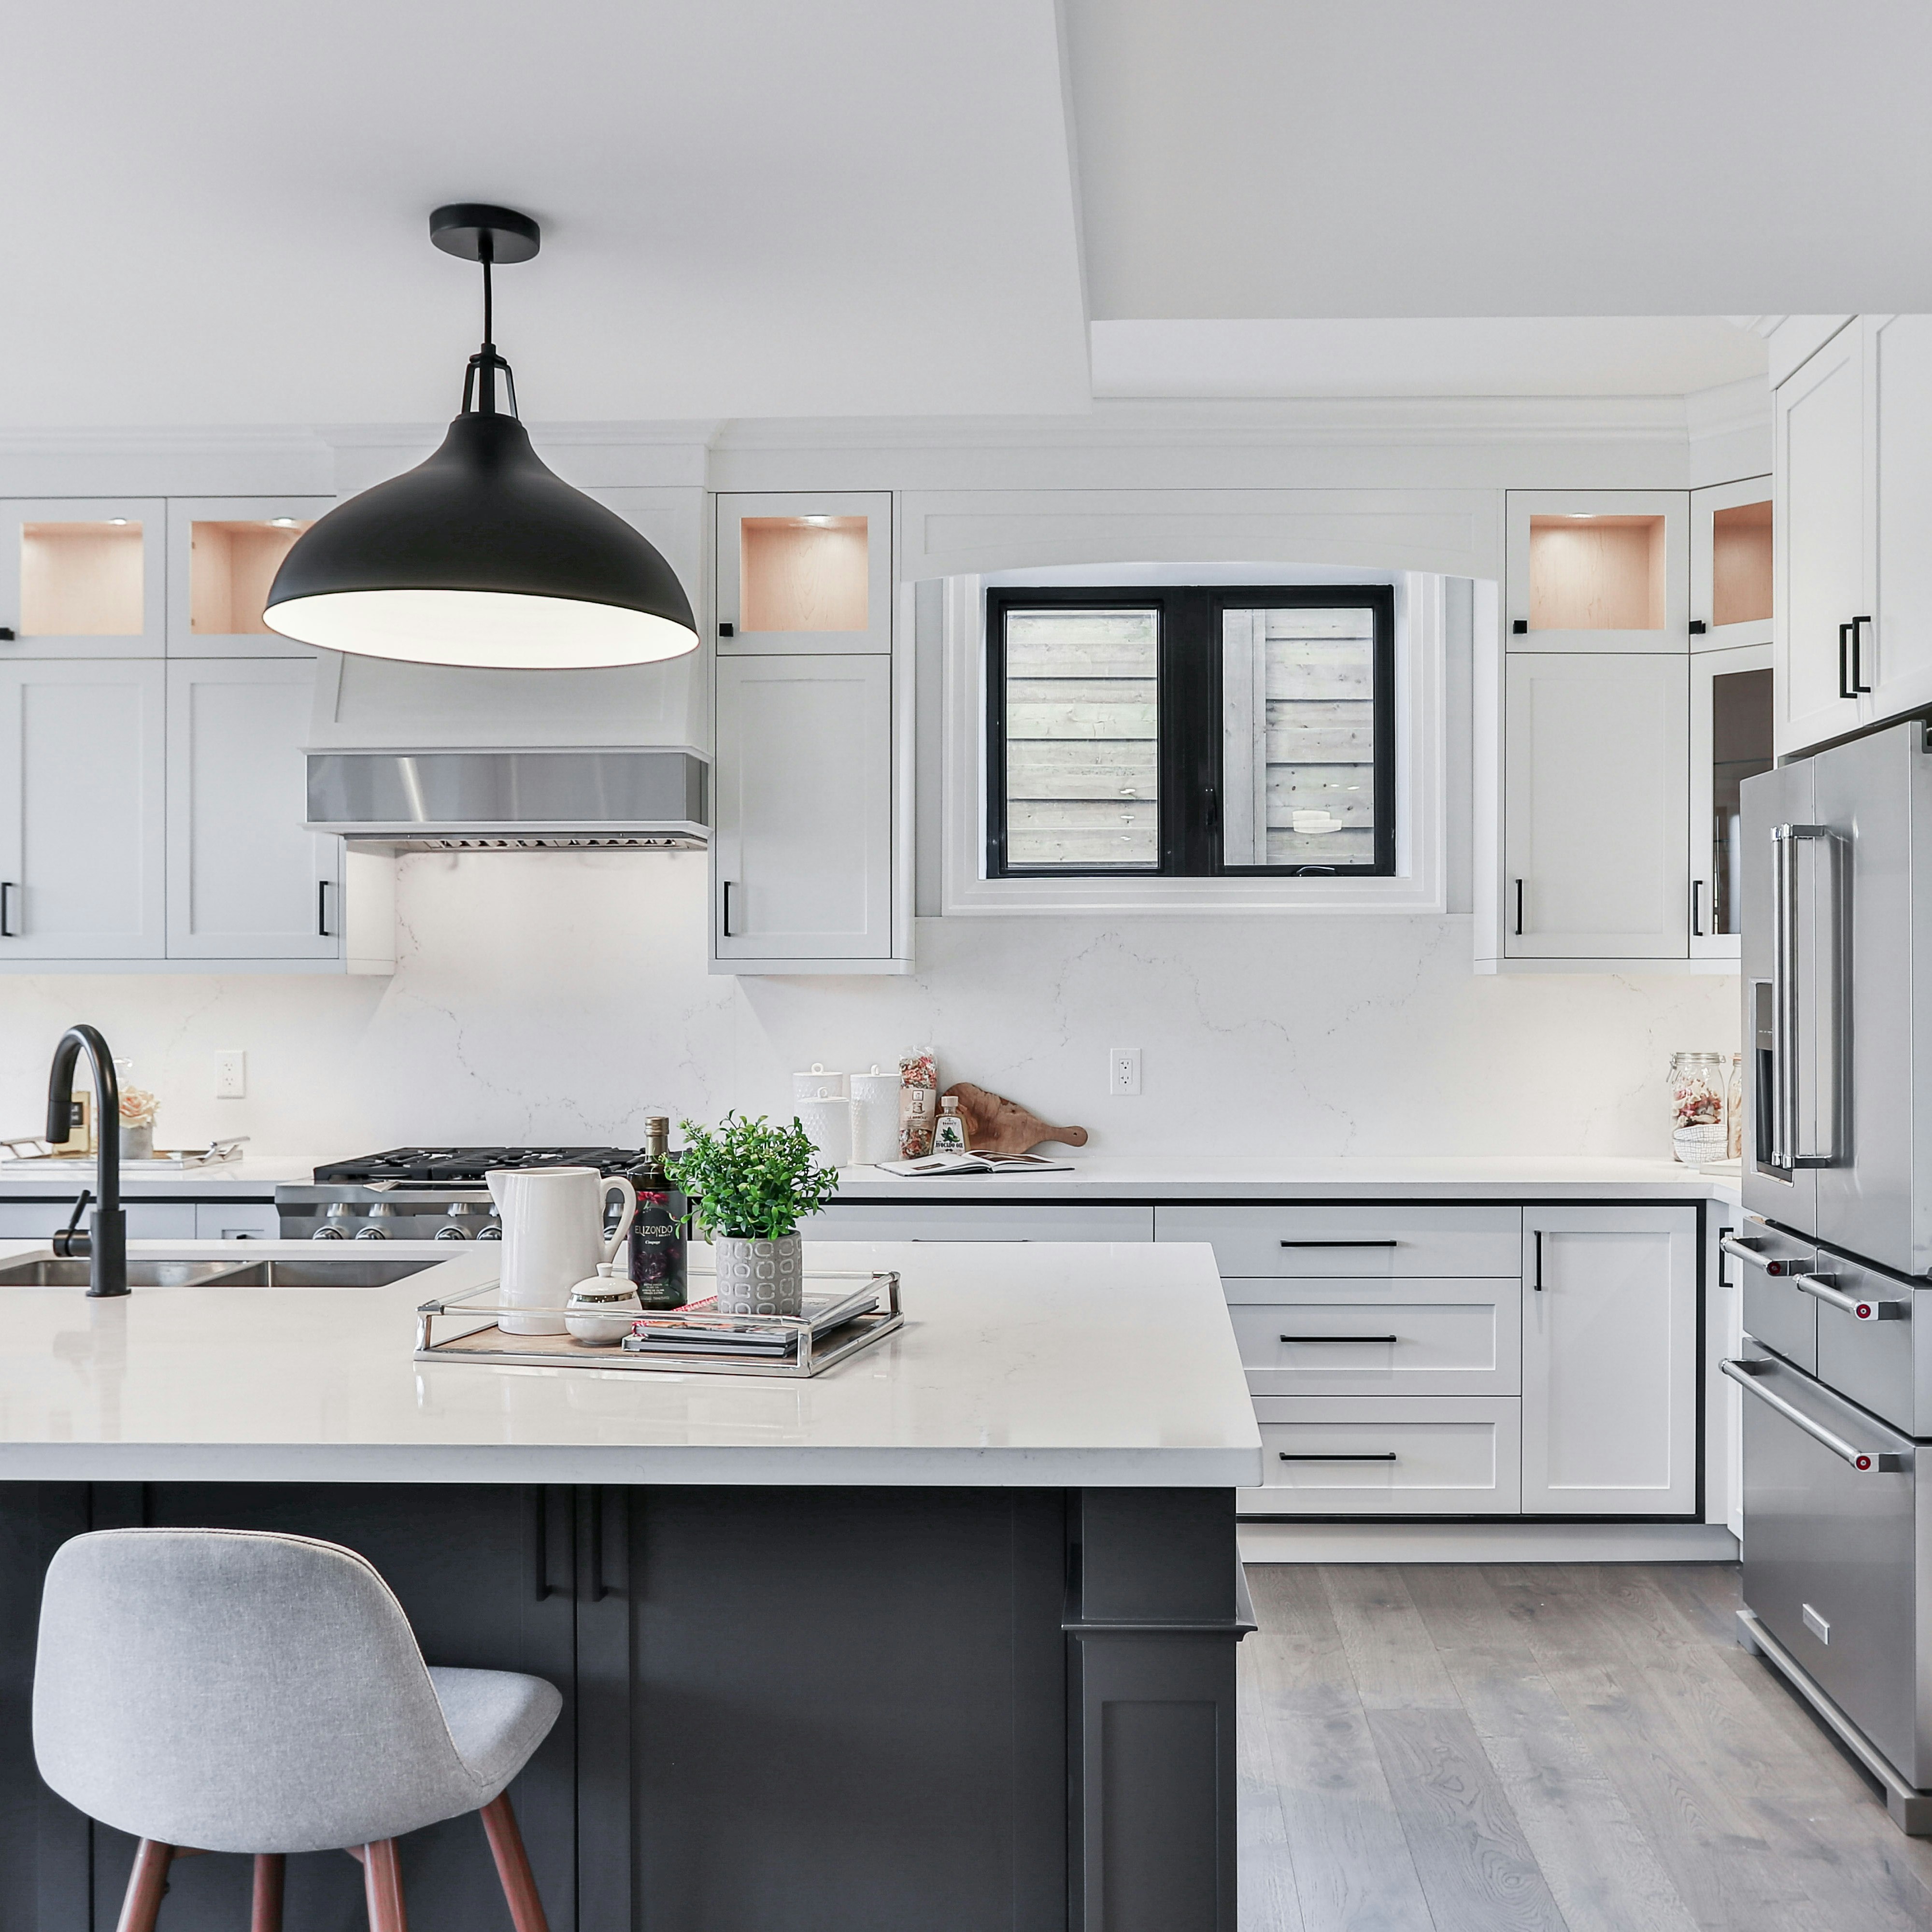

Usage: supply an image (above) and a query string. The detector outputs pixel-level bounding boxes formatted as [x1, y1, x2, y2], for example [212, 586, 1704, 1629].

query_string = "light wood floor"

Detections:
[1239, 1562, 1932, 1932]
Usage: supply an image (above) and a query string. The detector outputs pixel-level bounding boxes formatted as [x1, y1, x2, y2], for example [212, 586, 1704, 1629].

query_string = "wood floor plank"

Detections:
[1403, 1565, 1701, 1932]
[1318, 1564, 1459, 1712]
[1365, 1705, 1568, 1932]
[1641, 1562, 1745, 1645]
[1242, 1566, 1438, 1932]
[1237, 1637, 1308, 1932]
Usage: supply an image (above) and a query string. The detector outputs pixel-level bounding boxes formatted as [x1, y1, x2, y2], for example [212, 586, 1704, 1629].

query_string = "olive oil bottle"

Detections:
[626, 1116, 688, 1310]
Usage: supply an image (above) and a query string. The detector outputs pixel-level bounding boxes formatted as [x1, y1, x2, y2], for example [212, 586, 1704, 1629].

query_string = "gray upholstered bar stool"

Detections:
[33, 1528, 562, 1932]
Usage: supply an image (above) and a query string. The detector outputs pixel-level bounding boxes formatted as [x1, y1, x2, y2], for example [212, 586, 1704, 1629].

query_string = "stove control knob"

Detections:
[434, 1222, 472, 1241]
[478, 1222, 504, 1242]
[311, 1224, 349, 1241]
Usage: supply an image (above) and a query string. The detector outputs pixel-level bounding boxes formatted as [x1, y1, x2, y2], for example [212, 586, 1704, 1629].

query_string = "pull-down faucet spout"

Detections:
[45, 1025, 125, 1297]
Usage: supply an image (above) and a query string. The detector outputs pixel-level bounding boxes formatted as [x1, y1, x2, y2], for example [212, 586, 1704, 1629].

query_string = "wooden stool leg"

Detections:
[252, 1852, 286, 1932]
[479, 1792, 550, 1932]
[115, 1841, 175, 1932]
[362, 1838, 408, 1932]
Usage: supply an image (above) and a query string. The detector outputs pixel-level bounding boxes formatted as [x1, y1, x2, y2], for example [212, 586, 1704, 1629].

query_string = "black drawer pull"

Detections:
[1279, 1333, 1399, 1344]
[1279, 1239, 1399, 1249]
[1279, 1451, 1399, 1462]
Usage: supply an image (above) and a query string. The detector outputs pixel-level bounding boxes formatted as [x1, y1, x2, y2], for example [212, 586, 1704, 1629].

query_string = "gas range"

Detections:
[277, 1146, 653, 1241]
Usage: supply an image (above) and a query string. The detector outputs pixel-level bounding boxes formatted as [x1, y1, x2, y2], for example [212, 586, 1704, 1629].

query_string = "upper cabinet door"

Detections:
[1690, 476, 1772, 653]
[0, 500, 166, 658]
[166, 658, 340, 961]
[716, 493, 892, 655]
[713, 655, 892, 963]
[0, 659, 166, 959]
[166, 497, 333, 656]
[1688, 641, 1773, 963]
[1864, 314, 1932, 725]
[1504, 653, 1689, 960]
[1775, 322, 1866, 754]
[1505, 490, 1689, 653]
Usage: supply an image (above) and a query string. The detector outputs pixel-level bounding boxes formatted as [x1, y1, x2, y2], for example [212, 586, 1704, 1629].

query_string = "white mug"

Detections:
[486, 1165, 636, 1336]
[796, 1094, 854, 1167]
[791, 1063, 849, 1102]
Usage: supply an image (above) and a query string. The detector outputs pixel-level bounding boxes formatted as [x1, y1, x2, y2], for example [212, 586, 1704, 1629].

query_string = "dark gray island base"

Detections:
[1, 1481, 1243, 1932]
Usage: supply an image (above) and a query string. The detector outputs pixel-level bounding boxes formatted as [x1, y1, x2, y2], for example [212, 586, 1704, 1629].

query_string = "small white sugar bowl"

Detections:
[564, 1263, 643, 1346]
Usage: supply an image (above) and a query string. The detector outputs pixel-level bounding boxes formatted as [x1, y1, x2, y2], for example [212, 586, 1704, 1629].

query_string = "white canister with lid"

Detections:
[792, 1063, 849, 1102]
[564, 1263, 644, 1347]
[796, 1094, 854, 1167]
[849, 1066, 903, 1165]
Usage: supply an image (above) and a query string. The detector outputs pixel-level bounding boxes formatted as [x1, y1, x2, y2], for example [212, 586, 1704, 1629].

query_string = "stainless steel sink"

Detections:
[0, 1258, 248, 1288]
[213, 1258, 436, 1288]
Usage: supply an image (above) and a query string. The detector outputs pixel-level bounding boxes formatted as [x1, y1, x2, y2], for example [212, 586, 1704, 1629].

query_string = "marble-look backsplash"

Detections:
[0, 851, 1739, 1161]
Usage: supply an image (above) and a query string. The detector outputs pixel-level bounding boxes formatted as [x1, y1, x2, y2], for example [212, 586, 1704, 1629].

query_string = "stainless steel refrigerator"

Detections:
[1730, 713, 1932, 1832]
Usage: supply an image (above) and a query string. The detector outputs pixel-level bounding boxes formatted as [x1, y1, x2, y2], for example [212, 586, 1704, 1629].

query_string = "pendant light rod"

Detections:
[432, 203, 537, 418]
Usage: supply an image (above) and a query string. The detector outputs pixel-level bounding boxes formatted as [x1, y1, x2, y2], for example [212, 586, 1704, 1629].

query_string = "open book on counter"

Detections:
[871, 1152, 1076, 1178]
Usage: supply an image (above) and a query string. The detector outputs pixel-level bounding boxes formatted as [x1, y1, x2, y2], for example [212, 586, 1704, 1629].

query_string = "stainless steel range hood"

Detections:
[306, 749, 708, 850]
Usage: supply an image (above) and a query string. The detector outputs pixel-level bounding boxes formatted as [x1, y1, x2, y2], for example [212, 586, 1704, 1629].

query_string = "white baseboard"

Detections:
[1238, 1520, 1741, 1564]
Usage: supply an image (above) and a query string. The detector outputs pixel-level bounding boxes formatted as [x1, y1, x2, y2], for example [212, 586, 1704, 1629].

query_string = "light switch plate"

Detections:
[1108, 1046, 1142, 1096]
[213, 1050, 246, 1099]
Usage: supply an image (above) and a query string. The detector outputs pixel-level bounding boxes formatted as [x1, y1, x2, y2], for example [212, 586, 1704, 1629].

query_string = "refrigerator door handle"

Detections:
[1771, 823, 1843, 1170]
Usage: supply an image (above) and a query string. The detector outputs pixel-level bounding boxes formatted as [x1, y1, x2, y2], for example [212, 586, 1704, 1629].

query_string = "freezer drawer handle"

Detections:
[1719, 1234, 1793, 1277]
[1792, 1271, 1910, 1322]
[1720, 1358, 1912, 1472]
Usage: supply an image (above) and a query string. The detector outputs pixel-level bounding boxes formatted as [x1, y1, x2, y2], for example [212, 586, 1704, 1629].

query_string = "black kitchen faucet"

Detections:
[45, 1024, 126, 1297]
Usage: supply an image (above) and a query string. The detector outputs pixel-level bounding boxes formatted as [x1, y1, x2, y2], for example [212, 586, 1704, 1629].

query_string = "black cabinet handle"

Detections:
[1279, 1451, 1398, 1462]
[0, 626, 14, 641]
[718, 621, 735, 638]
[316, 879, 332, 938]
[1279, 1239, 1398, 1249]
[721, 880, 738, 938]
[1511, 619, 1528, 635]
[1851, 615, 1873, 694]
[589, 1488, 607, 1603]
[1533, 1228, 1544, 1291]
[1840, 622, 1856, 699]
[0, 880, 15, 937]
[1279, 1333, 1399, 1344]
[533, 1487, 557, 1601]
[1691, 879, 1704, 938]
[1514, 879, 1525, 936]
[1689, 619, 1707, 635]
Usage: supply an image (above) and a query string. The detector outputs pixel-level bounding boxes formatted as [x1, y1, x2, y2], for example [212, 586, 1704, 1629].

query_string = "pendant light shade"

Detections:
[263, 204, 699, 671]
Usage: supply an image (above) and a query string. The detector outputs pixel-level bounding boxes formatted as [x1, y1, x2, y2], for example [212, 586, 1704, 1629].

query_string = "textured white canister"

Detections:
[791, 1064, 849, 1102]
[849, 1070, 903, 1165]
[796, 1094, 854, 1167]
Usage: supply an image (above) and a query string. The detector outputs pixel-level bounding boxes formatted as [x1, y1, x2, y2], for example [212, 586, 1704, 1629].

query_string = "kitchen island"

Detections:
[0, 1236, 1258, 1932]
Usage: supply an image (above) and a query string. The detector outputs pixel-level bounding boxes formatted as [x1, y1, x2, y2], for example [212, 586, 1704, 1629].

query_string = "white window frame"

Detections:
[939, 564, 1447, 915]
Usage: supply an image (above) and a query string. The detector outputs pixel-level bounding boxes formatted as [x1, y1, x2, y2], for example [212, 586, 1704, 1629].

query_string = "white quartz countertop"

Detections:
[0, 1237, 1262, 1489]
[828, 1154, 1740, 1203]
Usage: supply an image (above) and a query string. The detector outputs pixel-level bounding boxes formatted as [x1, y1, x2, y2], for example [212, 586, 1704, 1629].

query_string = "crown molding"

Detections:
[1684, 375, 1771, 442]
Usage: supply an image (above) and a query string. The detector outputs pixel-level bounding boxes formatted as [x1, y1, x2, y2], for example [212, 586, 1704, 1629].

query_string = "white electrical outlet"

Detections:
[1108, 1047, 1142, 1096]
[213, 1050, 246, 1099]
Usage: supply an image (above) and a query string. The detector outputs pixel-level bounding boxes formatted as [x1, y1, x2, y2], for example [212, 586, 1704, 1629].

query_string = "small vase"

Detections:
[713, 1232, 804, 1318]
[119, 1122, 154, 1161]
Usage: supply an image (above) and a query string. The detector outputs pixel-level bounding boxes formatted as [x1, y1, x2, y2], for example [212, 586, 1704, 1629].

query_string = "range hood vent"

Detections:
[306, 749, 708, 850]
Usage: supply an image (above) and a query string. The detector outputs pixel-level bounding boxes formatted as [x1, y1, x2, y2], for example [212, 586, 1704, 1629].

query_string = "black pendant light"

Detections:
[263, 204, 699, 670]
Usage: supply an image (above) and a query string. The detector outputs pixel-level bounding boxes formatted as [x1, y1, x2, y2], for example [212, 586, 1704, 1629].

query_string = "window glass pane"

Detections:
[1003, 608, 1158, 869]
[1711, 666, 1773, 933]
[1221, 607, 1376, 868]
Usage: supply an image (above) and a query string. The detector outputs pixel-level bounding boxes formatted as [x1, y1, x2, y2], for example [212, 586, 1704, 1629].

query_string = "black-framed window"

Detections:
[986, 584, 1396, 878]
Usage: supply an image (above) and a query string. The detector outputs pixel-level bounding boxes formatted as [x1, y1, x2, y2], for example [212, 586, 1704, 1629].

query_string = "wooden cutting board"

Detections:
[943, 1082, 1089, 1156]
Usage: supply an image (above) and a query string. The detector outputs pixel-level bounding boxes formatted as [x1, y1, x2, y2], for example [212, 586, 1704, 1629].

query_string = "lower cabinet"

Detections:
[1250, 1396, 1522, 1514]
[0, 1201, 198, 1241]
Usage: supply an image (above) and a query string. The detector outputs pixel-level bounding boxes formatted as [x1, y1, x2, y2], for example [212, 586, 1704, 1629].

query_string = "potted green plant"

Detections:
[667, 1112, 841, 1317]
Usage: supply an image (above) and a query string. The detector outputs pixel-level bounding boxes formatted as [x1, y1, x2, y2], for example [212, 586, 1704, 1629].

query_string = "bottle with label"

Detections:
[932, 1094, 969, 1155]
[627, 1116, 688, 1310]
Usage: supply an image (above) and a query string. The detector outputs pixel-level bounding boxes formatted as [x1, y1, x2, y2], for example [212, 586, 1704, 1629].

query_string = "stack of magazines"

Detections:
[621, 1281, 881, 1359]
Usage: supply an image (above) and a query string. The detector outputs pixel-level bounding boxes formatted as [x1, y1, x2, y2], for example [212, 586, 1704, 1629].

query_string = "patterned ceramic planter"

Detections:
[713, 1232, 804, 1317]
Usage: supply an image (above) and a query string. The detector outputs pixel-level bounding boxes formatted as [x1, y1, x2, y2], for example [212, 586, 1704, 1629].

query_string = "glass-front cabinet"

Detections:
[1506, 490, 1690, 652]
[0, 500, 167, 656]
[1690, 643, 1774, 961]
[167, 497, 331, 653]
[1691, 477, 1773, 652]
[715, 492, 892, 654]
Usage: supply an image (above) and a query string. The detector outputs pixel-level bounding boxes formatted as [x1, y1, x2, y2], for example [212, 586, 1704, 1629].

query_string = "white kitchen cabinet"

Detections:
[166, 497, 331, 657]
[1248, 1397, 1523, 1516]
[0, 659, 166, 960]
[1863, 314, 1932, 724]
[0, 500, 167, 659]
[712, 654, 895, 969]
[1503, 652, 1689, 959]
[1521, 1206, 1699, 1515]
[1505, 490, 1688, 653]
[1774, 321, 1866, 753]
[0, 1201, 198, 1241]
[1690, 476, 1772, 652]
[194, 1201, 282, 1240]
[1688, 641, 1773, 962]
[166, 658, 340, 961]
[716, 493, 892, 655]
[802, 1204, 1151, 1242]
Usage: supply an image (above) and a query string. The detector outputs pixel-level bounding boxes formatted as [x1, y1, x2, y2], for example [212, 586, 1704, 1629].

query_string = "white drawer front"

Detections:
[1227, 1279, 1520, 1396]
[1157, 1205, 1520, 1278]
[801, 1203, 1153, 1243]
[1246, 1397, 1522, 1515]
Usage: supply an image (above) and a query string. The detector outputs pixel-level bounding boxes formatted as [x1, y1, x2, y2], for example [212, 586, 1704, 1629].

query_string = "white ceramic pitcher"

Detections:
[487, 1165, 637, 1336]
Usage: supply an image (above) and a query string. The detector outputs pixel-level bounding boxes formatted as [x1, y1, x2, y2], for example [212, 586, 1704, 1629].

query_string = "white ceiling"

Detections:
[0, 1, 1915, 427]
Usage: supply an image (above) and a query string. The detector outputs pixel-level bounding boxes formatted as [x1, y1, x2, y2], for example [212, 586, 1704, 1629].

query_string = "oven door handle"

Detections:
[1790, 1271, 1912, 1322]
[1721, 1358, 1912, 1471]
